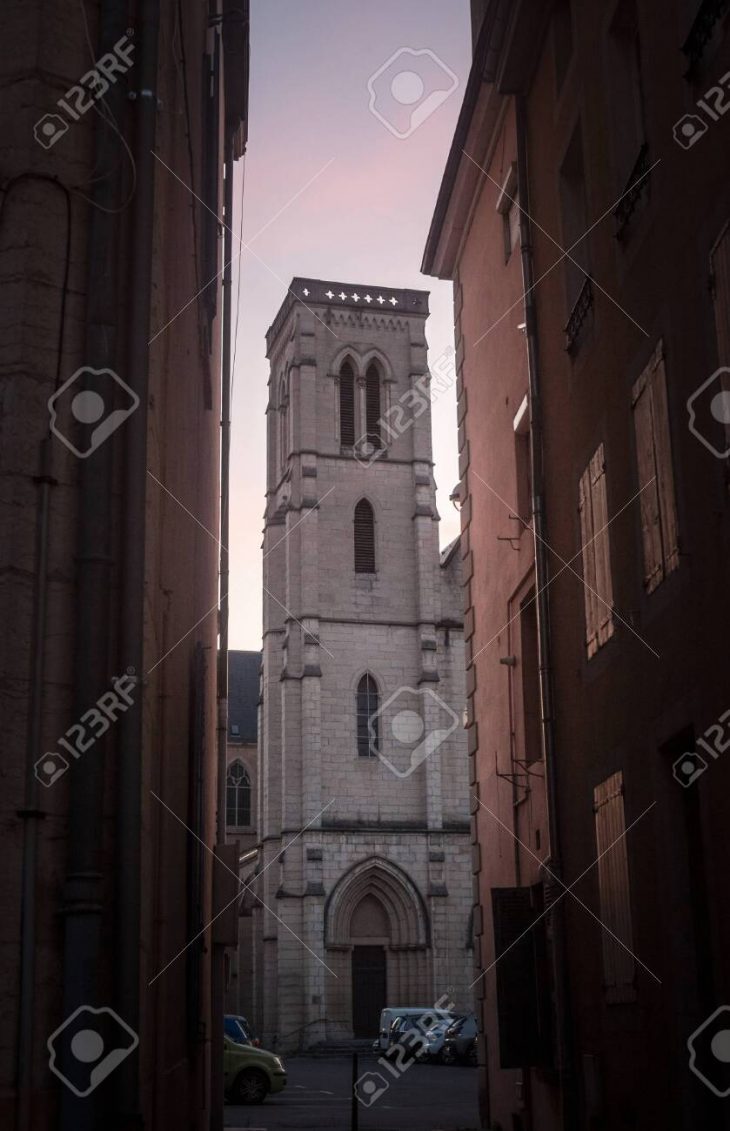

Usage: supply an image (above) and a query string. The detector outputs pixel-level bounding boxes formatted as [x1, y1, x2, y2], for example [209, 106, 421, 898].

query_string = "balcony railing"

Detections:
[564, 276, 594, 355]
[614, 143, 651, 240]
[682, 0, 730, 75]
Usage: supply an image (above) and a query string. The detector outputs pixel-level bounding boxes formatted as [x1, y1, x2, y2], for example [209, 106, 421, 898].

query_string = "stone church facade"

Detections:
[252, 278, 472, 1050]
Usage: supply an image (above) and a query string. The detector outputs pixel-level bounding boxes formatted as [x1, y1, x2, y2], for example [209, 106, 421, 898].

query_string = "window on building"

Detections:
[553, 0, 573, 93]
[339, 359, 355, 447]
[279, 376, 289, 470]
[513, 394, 531, 524]
[593, 771, 636, 1003]
[496, 164, 520, 262]
[578, 444, 614, 657]
[356, 673, 379, 757]
[519, 593, 542, 763]
[365, 363, 382, 450]
[354, 498, 375, 573]
[226, 760, 251, 827]
[559, 126, 590, 318]
[607, 0, 646, 191]
[631, 342, 679, 593]
[230, 723, 240, 738]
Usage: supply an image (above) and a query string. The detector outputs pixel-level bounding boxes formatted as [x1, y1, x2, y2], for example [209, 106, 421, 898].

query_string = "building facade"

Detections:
[254, 278, 472, 1050]
[423, 2, 730, 1130]
[1, 2, 248, 1129]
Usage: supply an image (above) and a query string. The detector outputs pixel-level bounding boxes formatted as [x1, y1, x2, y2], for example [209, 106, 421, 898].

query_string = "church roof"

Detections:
[228, 650, 260, 744]
[440, 537, 461, 567]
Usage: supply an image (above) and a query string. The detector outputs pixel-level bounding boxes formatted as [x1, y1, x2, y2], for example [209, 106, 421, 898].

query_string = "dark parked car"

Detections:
[441, 1014, 478, 1065]
[383, 1015, 431, 1063]
[224, 1014, 260, 1047]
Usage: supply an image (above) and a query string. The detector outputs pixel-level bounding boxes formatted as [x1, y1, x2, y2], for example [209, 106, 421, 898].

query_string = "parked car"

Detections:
[441, 1014, 478, 1065]
[223, 1036, 286, 1104]
[420, 1017, 453, 1062]
[375, 1005, 455, 1052]
[224, 1013, 260, 1047]
[384, 1015, 430, 1063]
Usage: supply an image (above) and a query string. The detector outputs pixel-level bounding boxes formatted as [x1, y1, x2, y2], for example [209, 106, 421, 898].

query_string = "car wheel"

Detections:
[467, 1043, 478, 1066]
[442, 1046, 456, 1065]
[232, 1068, 269, 1104]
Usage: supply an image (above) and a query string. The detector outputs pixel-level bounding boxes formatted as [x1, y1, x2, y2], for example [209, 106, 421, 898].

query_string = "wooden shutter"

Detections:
[578, 465, 599, 657]
[354, 499, 375, 573]
[632, 343, 679, 591]
[492, 884, 552, 1068]
[593, 771, 636, 1004]
[339, 362, 355, 446]
[365, 364, 382, 448]
[590, 445, 614, 648]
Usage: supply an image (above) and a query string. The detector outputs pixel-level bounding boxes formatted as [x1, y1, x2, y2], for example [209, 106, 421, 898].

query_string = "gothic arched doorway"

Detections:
[324, 857, 431, 1039]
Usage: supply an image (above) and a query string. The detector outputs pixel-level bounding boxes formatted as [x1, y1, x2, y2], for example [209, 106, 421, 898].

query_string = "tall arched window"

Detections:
[356, 673, 380, 757]
[226, 760, 251, 827]
[278, 377, 289, 470]
[365, 363, 382, 450]
[354, 499, 375, 573]
[339, 360, 355, 447]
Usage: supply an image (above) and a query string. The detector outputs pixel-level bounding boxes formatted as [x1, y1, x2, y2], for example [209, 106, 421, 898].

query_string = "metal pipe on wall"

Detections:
[211, 133, 234, 1131]
[115, 0, 160, 1124]
[515, 92, 577, 1131]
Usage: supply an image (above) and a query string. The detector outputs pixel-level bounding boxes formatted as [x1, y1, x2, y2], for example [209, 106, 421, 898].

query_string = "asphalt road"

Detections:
[224, 1054, 479, 1131]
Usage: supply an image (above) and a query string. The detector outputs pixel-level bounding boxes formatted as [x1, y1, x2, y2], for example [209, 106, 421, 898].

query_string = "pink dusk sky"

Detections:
[228, 0, 472, 649]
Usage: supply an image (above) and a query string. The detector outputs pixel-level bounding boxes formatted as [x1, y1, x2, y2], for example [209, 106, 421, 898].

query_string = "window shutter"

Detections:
[339, 362, 355, 447]
[354, 499, 375, 573]
[632, 343, 679, 590]
[589, 445, 614, 648]
[365, 364, 382, 448]
[632, 367, 664, 592]
[649, 349, 680, 576]
[578, 464, 599, 656]
[491, 884, 553, 1067]
[593, 771, 636, 1004]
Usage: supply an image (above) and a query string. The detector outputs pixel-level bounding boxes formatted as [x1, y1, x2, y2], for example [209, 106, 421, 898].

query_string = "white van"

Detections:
[376, 1006, 456, 1051]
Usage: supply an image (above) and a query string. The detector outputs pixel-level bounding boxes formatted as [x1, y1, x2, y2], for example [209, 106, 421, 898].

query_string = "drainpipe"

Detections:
[114, 0, 160, 1125]
[58, 0, 127, 1127]
[515, 94, 577, 1131]
[17, 438, 55, 1131]
[211, 134, 234, 1131]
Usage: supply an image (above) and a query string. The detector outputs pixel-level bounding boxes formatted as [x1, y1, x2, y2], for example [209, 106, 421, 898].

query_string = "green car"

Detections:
[223, 1035, 287, 1104]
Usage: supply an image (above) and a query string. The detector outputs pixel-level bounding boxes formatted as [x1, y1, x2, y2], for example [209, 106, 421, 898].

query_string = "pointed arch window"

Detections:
[226, 760, 251, 827]
[354, 499, 375, 573]
[339, 360, 355, 447]
[279, 376, 289, 470]
[365, 363, 382, 450]
[356, 673, 380, 757]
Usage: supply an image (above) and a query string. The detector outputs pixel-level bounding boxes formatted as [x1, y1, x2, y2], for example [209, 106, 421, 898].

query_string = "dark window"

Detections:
[354, 499, 375, 573]
[339, 360, 355, 447]
[607, 0, 646, 190]
[492, 884, 553, 1068]
[356, 673, 379, 757]
[226, 760, 251, 826]
[559, 124, 590, 313]
[365, 363, 382, 449]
